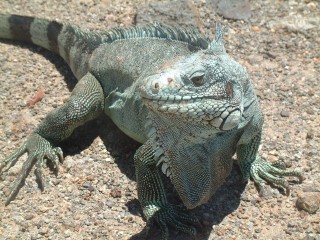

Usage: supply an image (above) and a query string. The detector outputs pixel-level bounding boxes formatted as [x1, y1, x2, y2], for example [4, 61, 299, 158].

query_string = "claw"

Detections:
[168, 214, 197, 236]
[55, 147, 64, 163]
[46, 151, 60, 174]
[35, 159, 45, 191]
[145, 217, 158, 239]
[272, 160, 286, 170]
[145, 204, 198, 240]
[292, 171, 304, 184]
[251, 158, 303, 196]
[285, 186, 291, 196]
[257, 183, 266, 197]
[158, 218, 169, 240]
[0, 143, 27, 173]
[1, 134, 65, 205]
[5, 155, 38, 205]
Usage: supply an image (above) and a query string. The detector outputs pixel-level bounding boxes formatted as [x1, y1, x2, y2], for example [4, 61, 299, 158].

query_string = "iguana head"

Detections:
[141, 26, 248, 132]
[140, 25, 249, 208]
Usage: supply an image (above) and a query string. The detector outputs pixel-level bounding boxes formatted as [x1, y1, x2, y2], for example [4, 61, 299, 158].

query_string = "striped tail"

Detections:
[0, 14, 103, 79]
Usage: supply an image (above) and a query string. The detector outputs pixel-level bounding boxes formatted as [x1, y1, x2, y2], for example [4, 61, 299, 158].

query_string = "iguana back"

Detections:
[0, 14, 208, 82]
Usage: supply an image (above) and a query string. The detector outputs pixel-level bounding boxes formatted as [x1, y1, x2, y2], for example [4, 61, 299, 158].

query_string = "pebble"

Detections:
[105, 200, 115, 208]
[110, 188, 122, 198]
[280, 109, 290, 117]
[39, 227, 48, 235]
[39, 206, 49, 213]
[296, 192, 320, 214]
[24, 214, 34, 220]
[287, 221, 297, 228]
[251, 26, 260, 32]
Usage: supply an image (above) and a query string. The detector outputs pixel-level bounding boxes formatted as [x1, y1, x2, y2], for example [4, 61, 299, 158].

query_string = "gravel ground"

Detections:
[0, 0, 319, 239]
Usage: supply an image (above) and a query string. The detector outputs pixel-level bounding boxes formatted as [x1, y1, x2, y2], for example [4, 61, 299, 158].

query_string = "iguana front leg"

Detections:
[134, 140, 199, 240]
[0, 72, 104, 205]
[237, 131, 303, 196]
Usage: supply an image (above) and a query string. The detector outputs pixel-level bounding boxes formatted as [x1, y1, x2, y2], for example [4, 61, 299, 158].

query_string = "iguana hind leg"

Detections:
[237, 132, 303, 196]
[1, 72, 104, 205]
[134, 140, 199, 240]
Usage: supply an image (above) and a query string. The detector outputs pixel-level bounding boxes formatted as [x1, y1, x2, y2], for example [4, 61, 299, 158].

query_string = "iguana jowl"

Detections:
[0, 14, 303, 239]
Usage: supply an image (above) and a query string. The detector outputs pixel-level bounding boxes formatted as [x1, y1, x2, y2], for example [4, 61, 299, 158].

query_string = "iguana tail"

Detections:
[0, 14, 103, 79]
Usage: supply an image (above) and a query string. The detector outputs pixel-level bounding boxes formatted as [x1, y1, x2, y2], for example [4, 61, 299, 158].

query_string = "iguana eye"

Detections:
[191, 75, 205, 86]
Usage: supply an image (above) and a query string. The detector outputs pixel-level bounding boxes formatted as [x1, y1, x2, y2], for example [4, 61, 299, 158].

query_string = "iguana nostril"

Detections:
[167, 78, 173, 83]
[151, 82, 160, 94]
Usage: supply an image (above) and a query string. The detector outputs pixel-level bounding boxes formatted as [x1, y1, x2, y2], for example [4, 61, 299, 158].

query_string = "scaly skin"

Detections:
[0, 14, 303, 239]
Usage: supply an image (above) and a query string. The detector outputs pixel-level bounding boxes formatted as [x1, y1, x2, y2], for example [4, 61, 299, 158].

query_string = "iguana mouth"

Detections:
[140, 92, 226, 101]
[140, 79, 243, 131]
[143, 97, 242, 131]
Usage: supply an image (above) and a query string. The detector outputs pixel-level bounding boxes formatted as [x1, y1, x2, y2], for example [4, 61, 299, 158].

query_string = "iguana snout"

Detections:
[148, 72, 181, 95]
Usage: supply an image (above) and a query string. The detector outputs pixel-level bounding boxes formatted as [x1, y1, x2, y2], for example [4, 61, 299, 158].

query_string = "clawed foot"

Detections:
[145, 204, 200, 240]
[250, 158, 303, 196]
[0, 133, 63, 205]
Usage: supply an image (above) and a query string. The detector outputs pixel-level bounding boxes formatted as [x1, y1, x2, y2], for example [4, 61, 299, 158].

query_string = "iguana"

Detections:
[0, 14, 303, 239]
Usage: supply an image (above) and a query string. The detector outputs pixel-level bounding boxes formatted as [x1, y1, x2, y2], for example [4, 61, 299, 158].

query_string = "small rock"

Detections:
[287, 221, 297, 228]
[306, 131, 314, 139]
[83, 182, 93, 191]
[103, 212, 114, 219]
[299, 210, 308, 218]
[24, 214, 34, 220]
[269, 150, 278, 156]
[105, 200, 114, 208]
[280, 109, 290, 117]
[217, 0, 251, 21]
[296, 192, 320, 214]
[254, 228, 261, 233]
[110, 188, 122, 198]
[306, 108, 315, 115]
[285, 228, 293, 235]
[259, 185, 273, 199]
[39, 206, 49, 213]
[307, 89, 315, 96]
[2, 187, 10, 196]
[39, 227, 49, 235]
[251, 26, 260, 32]
[52, 179, 61, 186]
[125, 190, 132, 196]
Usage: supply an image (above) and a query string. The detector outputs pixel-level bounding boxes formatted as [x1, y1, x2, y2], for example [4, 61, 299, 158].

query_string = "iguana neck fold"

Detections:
[145, 111, 234, 208]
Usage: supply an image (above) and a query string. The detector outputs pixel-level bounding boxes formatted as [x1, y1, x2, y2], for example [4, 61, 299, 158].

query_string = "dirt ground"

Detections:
[0, 0, 319, 239]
